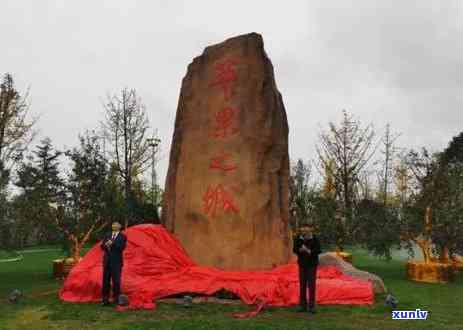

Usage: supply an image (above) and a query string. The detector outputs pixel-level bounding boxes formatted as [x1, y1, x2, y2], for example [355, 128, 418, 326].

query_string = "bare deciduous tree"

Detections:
[0, 73, 37, 170]
[316, 110, 377, 219]
[357, 169, 375, 201]
[321, 158, 336, 198]
[376, 123, 401, 206]
[101, 88, 155, 228]
[394, 152, 412, 207]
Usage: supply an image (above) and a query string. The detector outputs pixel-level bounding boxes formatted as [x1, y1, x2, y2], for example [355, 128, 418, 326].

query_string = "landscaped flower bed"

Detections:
[406, 261, 455, 284]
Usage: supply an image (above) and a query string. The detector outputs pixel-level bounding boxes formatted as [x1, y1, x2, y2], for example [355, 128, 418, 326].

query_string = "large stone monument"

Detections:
[162, 33, 292, 270]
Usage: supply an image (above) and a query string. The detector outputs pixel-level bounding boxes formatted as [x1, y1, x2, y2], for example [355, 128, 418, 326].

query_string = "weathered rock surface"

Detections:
[319, 253, 387, 294]
[162, 33, 292, 270]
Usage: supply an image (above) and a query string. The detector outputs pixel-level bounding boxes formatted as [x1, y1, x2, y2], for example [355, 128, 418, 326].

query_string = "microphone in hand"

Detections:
[104, 240, 113, 249]
[299, 244, 311, 254]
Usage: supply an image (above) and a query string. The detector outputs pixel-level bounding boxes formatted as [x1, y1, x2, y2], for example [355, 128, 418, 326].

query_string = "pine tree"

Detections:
[15, 138, 63, 244]
[289, 159, 313, 229]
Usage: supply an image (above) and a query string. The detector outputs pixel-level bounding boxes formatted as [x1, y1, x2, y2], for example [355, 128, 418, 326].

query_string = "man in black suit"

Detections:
[101, 221, 127, 306]
[293, 223, 321, 314]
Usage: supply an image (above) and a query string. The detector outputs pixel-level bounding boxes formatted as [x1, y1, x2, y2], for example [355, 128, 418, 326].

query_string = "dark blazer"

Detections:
[101, 232, 127, 267]
[293, 234, 321, 267]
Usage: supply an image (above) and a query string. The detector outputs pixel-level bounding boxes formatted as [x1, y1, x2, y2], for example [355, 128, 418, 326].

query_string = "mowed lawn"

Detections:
[0, 247, 462, 330]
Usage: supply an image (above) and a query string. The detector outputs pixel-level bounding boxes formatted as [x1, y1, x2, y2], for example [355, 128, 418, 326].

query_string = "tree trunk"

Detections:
[71, 239, 81, 261]
[125, 179, 131, 229]
[440, 246, 450, 263]
[415, 239, 432, 264]
[425, 206, 432, 234]
[418, 206, 433, 264]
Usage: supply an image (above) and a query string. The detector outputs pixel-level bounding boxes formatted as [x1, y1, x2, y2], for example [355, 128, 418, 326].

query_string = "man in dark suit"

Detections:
[101, 221, 127, 306]
[293, 223, 321, 314]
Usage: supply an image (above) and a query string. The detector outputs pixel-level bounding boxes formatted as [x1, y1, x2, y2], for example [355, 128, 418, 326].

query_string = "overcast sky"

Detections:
[3, 0, 463, 187]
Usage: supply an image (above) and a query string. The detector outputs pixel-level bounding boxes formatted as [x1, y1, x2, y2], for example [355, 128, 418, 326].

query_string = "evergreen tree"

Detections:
[15, 138, 63, 244]
[0, 161, 11, 248]
[289, 159, 315, 230]
[57, 131, 109, 260]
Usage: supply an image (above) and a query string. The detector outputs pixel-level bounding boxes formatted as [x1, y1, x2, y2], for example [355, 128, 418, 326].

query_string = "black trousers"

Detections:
[102, 263, 122, 302]
[298, 264, 317, 309]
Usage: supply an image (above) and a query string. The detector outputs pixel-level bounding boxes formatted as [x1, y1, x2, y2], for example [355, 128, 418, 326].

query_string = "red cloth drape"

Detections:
[60, 224, 374, 313]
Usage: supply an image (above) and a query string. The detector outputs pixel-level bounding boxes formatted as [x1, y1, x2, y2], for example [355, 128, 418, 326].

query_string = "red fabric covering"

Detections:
[60, 225, 373, 313]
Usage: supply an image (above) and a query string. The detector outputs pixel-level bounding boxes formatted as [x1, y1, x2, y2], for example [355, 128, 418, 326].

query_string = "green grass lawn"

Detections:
[0, 247, 462, 330]
[0, 250, 21, 260]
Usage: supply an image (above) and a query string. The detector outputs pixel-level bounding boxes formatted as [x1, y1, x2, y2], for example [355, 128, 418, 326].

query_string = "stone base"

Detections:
[406, 261, 455, 283]
[319, 252, 386, 294]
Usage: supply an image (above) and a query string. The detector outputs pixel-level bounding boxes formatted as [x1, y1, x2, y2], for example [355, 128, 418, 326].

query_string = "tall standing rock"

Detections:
[162, 33, 292, 270]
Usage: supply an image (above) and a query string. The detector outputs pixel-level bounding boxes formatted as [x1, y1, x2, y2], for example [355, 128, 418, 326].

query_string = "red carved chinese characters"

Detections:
[209, 59, 239, 101]
[202, 184, 239, 217]
[209, 150, 237, 172]
[211, 106, 239, 139]
[203, 57, 242, 218]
